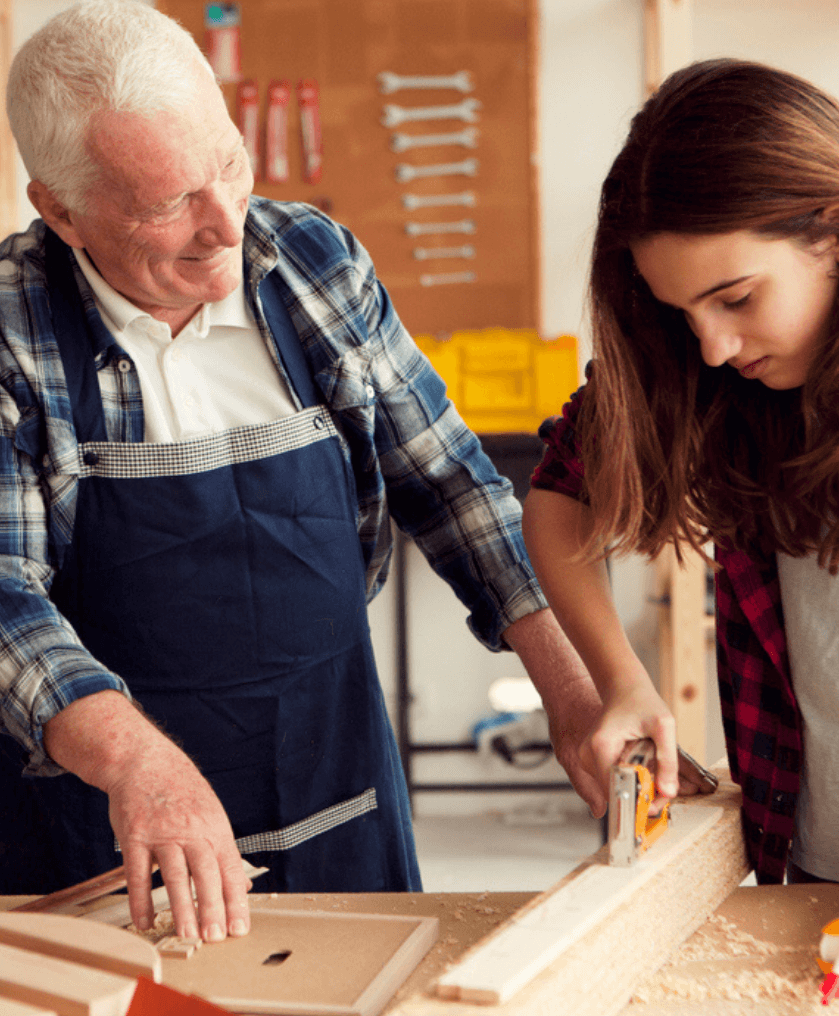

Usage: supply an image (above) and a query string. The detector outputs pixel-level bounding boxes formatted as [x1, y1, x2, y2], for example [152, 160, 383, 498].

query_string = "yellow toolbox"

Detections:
[414, 328, 579, 435]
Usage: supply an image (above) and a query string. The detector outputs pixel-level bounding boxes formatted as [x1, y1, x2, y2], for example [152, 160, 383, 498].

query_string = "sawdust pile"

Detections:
[630, 913, 822, 1006]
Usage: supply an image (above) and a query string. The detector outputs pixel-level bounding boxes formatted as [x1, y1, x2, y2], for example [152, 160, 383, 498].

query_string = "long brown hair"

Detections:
[584, 58, 839, 569]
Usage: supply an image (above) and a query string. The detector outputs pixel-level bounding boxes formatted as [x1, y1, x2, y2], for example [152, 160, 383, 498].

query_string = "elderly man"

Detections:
[0, 0, 601, 943]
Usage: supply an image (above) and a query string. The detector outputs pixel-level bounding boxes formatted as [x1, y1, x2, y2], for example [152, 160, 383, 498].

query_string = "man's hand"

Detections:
[43, 691, 251, 941]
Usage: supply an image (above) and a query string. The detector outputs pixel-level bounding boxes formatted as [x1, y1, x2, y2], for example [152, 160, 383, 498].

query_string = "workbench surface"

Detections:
[622, 883, 839, 1015]
[4, 883, 835, 1014]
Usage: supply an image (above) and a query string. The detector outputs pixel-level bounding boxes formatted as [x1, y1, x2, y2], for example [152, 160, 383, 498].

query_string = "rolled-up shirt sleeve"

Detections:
[339, 227, 548, 651]
[530, 364, 590, 501]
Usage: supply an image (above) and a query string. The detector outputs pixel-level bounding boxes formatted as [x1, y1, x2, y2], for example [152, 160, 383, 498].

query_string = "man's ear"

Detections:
[27, 181, 85, 248]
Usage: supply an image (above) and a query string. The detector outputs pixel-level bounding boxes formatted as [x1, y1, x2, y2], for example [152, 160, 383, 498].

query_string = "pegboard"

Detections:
[157, 0, 540, 336]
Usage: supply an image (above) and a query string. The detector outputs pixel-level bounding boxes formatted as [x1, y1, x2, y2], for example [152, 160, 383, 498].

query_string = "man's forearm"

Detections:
[502, 607, 602, 719]
[43, 689, 162, 790]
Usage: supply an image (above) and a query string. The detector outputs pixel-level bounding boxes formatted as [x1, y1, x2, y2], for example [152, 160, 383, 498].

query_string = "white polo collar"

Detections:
[74, 248, 252, 338]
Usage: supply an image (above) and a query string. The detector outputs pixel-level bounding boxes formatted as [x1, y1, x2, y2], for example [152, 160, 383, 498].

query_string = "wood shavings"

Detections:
[127, 908, 175, 944]
[631, 954, 819, 1004]
[672, 914, 780, 962]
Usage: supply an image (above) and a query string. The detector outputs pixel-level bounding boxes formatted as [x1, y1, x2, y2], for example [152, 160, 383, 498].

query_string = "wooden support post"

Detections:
[643, 0, 693, 97]
[656, 544, 709, 763]
[0, 0, 14, 239]
[389, 768, 748, 1016]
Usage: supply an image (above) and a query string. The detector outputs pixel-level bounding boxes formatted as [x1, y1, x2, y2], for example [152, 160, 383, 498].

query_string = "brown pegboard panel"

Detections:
[158, 0, 540, 335]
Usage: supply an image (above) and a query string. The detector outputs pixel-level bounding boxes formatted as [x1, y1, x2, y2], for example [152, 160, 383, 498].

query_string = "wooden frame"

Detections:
[161, 908, 438, 1016]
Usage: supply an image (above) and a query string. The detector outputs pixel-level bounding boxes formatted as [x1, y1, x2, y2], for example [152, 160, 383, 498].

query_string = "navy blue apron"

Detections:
[0, 232, 420, 894]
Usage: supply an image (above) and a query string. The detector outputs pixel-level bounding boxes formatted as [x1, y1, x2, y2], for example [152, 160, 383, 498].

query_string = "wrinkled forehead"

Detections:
[83, 76, 238, 212]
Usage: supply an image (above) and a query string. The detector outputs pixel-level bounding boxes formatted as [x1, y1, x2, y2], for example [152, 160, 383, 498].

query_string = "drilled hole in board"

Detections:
[263, 950, 292, 966]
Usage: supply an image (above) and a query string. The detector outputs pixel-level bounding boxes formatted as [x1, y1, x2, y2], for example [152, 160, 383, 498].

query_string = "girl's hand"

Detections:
[578, 676, 678, 817]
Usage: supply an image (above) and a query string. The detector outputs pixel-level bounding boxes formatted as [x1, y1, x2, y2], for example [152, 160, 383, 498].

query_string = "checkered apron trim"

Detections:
[234, 787, 379, 855]
[114, 787, 378, 856]
[77, 407, 337, 479]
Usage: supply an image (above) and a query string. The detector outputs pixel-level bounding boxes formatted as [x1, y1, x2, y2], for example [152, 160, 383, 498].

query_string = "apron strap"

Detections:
[43, 229, 110, 445]
[258, 270, 322, 410]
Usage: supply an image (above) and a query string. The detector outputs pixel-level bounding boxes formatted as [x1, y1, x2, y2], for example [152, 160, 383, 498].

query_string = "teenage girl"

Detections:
[523, 58, 839, 884]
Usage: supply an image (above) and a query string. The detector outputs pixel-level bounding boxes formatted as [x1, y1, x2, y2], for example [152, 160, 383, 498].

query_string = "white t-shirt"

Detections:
[777, 548, 839, 880]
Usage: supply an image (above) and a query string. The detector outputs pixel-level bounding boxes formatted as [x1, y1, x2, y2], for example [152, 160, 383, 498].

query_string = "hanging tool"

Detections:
[378, 70, 474, 94]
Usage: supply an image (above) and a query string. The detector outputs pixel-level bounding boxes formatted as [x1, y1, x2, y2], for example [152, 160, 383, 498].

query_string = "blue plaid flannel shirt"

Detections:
[0, 197, 545, 775]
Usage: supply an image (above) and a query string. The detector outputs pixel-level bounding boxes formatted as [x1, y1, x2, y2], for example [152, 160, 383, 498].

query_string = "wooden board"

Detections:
[387, 767, 748, 1016]
[157, 0, 540, 336]
[0, 941, 136, 1016]
[0, 1000, 57, 1016]
[0, 913, 160, 983]
[435, 803, 724, 1003]
[161, 908, 438, 1016]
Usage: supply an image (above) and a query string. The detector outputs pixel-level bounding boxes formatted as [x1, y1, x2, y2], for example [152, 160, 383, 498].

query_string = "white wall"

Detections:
[9, 0, 839, 813]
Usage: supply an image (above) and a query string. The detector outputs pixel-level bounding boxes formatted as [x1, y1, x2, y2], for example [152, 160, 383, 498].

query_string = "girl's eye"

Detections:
[723, 294, 750, 310]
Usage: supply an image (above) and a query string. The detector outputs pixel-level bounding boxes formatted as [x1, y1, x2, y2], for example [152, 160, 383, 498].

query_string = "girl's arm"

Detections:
[522, 487, 679, 804]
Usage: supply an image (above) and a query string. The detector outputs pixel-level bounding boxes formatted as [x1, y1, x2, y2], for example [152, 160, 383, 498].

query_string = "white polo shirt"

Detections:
[75, 249, 297, 443]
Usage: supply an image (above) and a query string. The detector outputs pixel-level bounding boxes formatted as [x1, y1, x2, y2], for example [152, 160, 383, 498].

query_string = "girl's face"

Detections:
[630, 230, 839, 389]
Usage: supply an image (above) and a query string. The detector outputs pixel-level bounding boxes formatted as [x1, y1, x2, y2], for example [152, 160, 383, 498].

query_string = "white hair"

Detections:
[7, 0, 217, 212]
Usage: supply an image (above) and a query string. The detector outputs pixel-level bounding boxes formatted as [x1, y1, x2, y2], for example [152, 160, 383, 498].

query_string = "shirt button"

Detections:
[83, 451, 99, 466]
[313, 416, 325, 430]
[116, 359, 131, 374]
[365, 384, 375, 399]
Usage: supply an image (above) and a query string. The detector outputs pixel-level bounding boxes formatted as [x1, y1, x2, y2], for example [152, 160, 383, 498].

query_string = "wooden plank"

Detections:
[11, 868, 131, 915]
[644, 0, 693, 97]
[388, 768, 748, 1016]
[657, 544, 708, 763]
[160, 908, 438, 1016]
[0, 942, 136, 1016]
[0, 913, 160, 982]
[0, 1000, 57, 1016]
[435, 803, 722, 1003]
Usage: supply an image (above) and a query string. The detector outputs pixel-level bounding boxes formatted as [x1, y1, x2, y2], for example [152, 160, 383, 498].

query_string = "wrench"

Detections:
[402, 191, 476, 210]
[405, 219, 475, 236]
[413, 245, 476, 260]
[381, 97, 481, 128]
[378, 70, 474, 95]
[396, 158, 478, 183]
[420, 271, 477, 287]
[391, 127, 479, 153]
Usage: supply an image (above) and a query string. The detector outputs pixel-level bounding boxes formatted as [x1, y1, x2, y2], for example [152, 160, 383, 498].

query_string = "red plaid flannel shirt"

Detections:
[531, 373, 801, 884]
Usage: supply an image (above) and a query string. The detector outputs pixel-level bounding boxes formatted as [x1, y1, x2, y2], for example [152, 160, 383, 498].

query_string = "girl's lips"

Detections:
[736, 356, 769, 379]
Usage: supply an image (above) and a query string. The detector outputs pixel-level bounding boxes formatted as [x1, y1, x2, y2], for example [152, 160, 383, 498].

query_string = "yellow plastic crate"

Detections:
[414, 328, 579, 434]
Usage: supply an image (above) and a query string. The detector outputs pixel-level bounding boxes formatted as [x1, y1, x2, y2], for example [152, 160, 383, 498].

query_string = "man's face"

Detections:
[57, 67, 254, 334]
